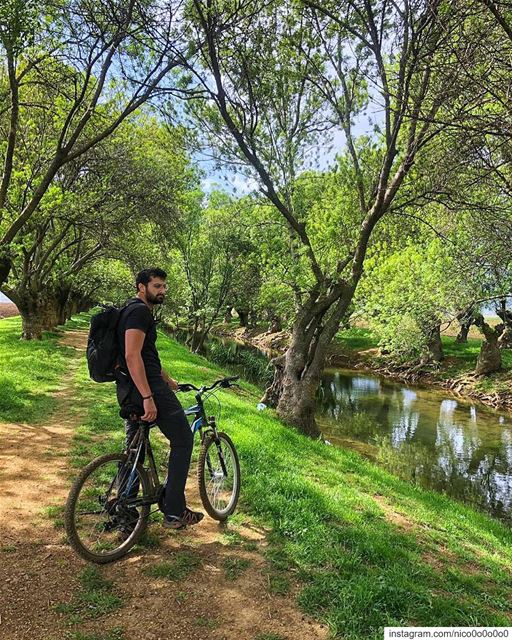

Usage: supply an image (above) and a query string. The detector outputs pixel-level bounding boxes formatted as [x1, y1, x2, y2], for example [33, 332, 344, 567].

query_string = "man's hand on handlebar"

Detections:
[177, 376, 240, 394]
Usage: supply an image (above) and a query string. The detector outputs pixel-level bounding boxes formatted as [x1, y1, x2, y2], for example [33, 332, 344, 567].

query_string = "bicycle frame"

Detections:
[120, 423, 160, 507]
[119, 380, 234, 509]
[184, 392, 229, 477]
[184, 393, 217, 438]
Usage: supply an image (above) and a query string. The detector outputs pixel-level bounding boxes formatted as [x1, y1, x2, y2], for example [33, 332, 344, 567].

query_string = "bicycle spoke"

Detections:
[200, 435, 239, 517]
[71, 458, 144, 557]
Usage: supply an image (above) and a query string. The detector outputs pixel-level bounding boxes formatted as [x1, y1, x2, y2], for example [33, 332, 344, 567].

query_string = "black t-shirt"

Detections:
[117, 298, 162, 381]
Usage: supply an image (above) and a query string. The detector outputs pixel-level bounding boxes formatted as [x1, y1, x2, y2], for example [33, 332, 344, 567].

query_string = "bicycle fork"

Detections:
[204, 423, 228, 478]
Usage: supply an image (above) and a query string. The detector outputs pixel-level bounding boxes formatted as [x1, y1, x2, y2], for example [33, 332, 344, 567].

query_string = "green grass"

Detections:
[441, 335, 482, 363]
[143, 551, 202, 581]
[0, 544, 17, 553]
[222, 556, 252, 580]
[335, 327, 379, 352]
[43, 504, 66, 528]
[4, 317, 512, 638]
[133, 529, 162, 550]
[0, 317, 74, 422]
[195, 616, 221, 629]
[55, 567, 124, 624]
[267, 572, 291, 595]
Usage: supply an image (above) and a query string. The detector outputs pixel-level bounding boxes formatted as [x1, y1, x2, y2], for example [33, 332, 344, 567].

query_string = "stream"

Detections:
[170, 328, 512, 522]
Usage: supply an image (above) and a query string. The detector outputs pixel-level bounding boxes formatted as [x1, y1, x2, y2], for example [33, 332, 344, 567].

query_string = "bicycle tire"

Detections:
[197, 432, 240, 521]
[65, 452, 150, 564]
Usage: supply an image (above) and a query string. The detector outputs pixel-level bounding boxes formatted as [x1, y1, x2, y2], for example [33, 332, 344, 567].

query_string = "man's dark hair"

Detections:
[135, 268, 167, 291]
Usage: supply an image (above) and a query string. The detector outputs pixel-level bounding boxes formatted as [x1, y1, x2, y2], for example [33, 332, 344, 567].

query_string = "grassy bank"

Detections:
[0, 317, 74, 422]
[3, 316, 512, 638]
[332, 327, 512, 404]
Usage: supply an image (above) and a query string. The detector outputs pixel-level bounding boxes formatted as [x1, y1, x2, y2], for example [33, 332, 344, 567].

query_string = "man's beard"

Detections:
[147, 292, 165, 305]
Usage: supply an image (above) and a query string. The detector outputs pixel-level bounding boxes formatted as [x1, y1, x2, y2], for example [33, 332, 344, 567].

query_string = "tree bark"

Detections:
[248, 309, 258, 328]
[224, 306, 233, 323]
[269, 314, 282, 333]
[474, 315, 502, 375]
[0, 256, 11, 287]
[426, 324, 444, 362]
[193, 332, 207, 353]
[498, 326, 512, 349]
[264, 284, 354, 438]
[456, 322, 471, 344]
[236, 308, 249, 327]
[15, 292, 47, 340]
[495, 301, 512, 348]
[260, 354, 285, 407]
[455, 305, 475, 343]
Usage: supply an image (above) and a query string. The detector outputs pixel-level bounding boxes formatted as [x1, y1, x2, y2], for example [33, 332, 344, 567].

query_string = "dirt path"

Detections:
[0, 330, 328, 640]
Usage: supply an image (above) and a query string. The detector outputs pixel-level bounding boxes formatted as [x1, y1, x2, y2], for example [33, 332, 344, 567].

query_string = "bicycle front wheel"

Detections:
[65, 453, 150, 564]
[197, 432, 240, 521]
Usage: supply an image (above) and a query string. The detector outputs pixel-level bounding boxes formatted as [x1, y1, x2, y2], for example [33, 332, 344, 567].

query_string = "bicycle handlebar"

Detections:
[177, 376, 239, 394]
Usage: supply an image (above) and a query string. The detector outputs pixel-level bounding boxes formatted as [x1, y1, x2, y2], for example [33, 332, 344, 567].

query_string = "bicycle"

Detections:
[65, 375, 241, 563]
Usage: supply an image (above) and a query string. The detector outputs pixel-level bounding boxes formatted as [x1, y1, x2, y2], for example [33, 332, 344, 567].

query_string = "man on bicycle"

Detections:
[115, 267, 204, 530]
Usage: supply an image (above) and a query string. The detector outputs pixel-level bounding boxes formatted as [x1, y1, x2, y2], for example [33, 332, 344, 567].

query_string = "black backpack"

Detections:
[86, 301, 139, 382]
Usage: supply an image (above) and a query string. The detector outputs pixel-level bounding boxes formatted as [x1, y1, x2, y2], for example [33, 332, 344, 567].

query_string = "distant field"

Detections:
[0, 303, 18, 319]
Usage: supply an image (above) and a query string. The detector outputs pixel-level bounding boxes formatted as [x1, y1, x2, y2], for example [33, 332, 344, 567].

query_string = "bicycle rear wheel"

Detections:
[65, 452, 150, 563]
[197, 432, 240, 521]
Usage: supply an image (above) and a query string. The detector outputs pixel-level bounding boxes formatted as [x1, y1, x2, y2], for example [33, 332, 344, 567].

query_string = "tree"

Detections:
[183, 0, 470, 436]
[0, 0, 190, 286]
[170, 192, 256, 351]
[1, 118, 193, 338]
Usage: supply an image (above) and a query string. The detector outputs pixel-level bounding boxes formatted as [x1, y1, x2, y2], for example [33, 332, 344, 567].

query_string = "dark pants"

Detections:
[116, 374, 193, 516]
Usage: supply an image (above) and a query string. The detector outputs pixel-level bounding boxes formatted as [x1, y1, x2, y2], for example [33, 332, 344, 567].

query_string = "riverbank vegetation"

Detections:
[1, 1, 512, 438]
[2, 317, 512, 637]
[207, 320, 512, 412]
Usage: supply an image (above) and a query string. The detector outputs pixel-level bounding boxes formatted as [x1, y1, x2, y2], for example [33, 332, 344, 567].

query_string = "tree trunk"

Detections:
[269, 314, 282, 333]
[455, 305, 474, 344]
[42, 301, 59, 331]
[0, 255, 11, 288]
[54, 286, 71, 326]
[498, 326, 512, 349]
[16, 292, 46, 340]
[276, 364, 322, 438]
[223, 306, 233, 323]
[456, 322, 471, 344]
[21, 313, 46, 340]
[426, 324, 444, 362]
[474, 315, 502, 375]
[260, 355, 285, 406]
[263, 284, 354, 438]
[495, 300, 512, 349]
[248, 308, 258, 328]
[236, 308, 249, 327]
[193, 331, 207, 354]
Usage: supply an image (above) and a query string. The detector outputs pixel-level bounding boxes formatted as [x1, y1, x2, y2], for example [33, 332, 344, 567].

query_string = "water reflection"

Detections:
[318, 369, 512, 522]
[169, 328, 512, 522]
